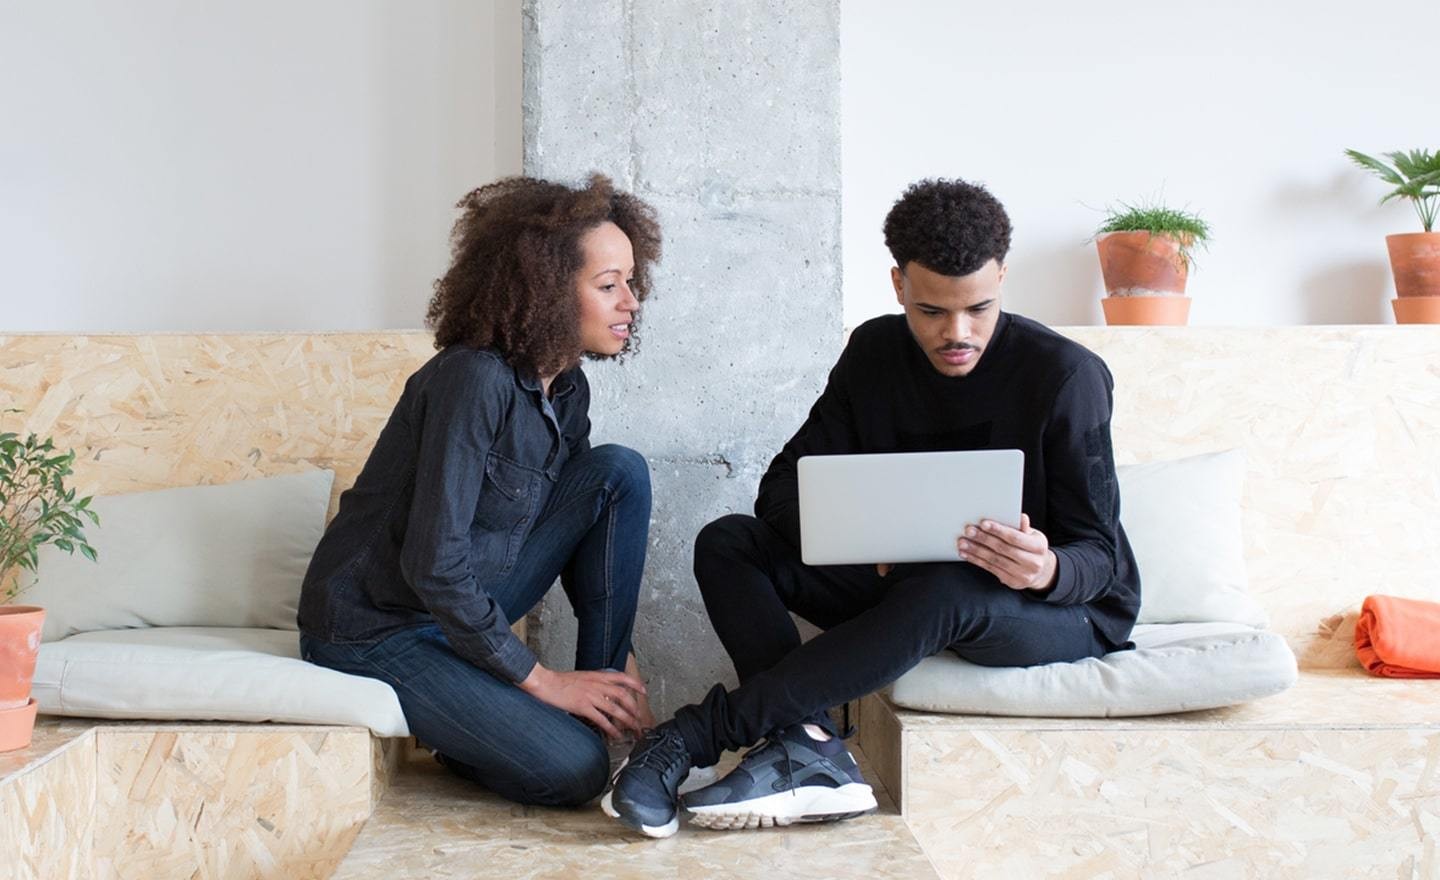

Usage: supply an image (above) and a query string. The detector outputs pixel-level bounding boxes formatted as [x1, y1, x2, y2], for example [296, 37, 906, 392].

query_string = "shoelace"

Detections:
[632, 728, 687, 776]
[748, 724, 856, 797]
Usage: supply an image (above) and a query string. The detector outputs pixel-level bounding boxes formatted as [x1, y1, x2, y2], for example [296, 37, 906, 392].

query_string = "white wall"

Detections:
[1, 1, 522, 332]
[842, 0, 1438, 327]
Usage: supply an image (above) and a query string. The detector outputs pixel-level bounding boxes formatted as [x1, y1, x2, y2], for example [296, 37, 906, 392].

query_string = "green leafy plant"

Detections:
[1344, 148, 1440, 233]
[1, 415, 99, 603]
[1095, 202, 1212, 270]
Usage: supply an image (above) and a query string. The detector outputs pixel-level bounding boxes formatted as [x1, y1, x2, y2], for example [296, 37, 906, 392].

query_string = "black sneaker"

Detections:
[682, 724, 877, 830]
[600, 723, 692, 838]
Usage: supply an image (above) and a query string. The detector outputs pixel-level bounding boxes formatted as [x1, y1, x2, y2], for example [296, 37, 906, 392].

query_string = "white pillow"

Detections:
[889, 622, 1297, 717]
[33, 626, 409, 737]
[1119, 449, 1268, 626]
[27, 470, 334, 642]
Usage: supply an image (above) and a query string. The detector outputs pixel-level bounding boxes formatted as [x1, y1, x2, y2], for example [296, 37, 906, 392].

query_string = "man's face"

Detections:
[892, 259, 1006, 378]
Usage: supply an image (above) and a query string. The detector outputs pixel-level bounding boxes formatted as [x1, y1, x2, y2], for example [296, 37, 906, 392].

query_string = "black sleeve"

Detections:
[1034, 357, 1124, 606]
[755, 337, 862, 548]
[397, 355, 537, 683]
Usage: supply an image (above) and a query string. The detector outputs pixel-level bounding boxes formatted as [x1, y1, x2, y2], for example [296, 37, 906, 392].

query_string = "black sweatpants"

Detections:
[672, 514, 1112, 768]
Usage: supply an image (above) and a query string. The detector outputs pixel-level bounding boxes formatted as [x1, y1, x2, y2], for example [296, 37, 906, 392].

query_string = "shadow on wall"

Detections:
[1272, 169, 1397, 325]
[1004, 240, 1102, 326]
[1301, 261, 1392, 324]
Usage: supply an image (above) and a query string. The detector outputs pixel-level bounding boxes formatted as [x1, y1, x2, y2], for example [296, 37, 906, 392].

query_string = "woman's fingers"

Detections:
[592, 669, 647, 695]
[581, 706, 624, 741]
[593, 683, 644, 734]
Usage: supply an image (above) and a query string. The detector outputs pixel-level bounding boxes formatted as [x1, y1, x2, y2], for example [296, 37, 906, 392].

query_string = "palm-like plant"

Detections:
[1344, 148, 1440, 233]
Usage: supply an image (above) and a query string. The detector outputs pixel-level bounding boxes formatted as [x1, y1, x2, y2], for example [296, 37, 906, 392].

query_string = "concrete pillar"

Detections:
[523, 0, 841, 716]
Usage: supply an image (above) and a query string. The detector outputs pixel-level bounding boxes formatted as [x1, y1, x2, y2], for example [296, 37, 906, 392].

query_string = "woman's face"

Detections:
[576, 221, 640, 358]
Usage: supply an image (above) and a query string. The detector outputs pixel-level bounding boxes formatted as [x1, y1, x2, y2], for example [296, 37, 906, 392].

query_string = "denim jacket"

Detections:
[297, 346, 590, 683]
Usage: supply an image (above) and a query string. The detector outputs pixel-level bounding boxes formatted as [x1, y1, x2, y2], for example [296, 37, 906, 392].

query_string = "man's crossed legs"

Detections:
[604, 514, 1109, 837]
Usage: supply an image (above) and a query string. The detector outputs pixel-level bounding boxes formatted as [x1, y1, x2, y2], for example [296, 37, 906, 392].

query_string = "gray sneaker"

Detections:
[601, 724, 692, 838]
[681, 724, 877, 830]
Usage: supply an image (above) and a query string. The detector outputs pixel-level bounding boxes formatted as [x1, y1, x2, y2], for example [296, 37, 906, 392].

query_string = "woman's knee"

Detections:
[520, 733, 610, 807]
[585, 444, 651, 498]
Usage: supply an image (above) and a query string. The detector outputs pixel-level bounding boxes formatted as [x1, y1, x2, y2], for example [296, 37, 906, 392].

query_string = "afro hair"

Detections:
[882, 178, 1012, 277]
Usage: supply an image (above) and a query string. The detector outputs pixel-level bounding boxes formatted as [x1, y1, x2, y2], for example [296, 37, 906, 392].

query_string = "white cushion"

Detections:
[29, 470, 334, 642]
[1119, 449, 1268, 626]
[888, 622, 1297, 717]
[32, 626, 409, 737]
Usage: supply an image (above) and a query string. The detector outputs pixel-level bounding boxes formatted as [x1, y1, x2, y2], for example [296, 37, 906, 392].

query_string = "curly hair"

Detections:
[426, 174, 662, 378]
[882, 178, 1012, 277]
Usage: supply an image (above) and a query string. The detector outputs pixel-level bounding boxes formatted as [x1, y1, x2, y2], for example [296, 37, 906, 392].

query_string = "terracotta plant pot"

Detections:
[0, 606, 45, 752]
[1387, 232, 1440, 298]
[1095, 231, 1191, 297]
[1392, 296, 1440, 324]
[1101, 296, 1192, 326]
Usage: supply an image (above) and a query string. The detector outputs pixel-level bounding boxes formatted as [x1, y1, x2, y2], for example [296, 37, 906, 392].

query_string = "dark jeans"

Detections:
[674, 514, 1111, 768]
[301, 444, 650, 807]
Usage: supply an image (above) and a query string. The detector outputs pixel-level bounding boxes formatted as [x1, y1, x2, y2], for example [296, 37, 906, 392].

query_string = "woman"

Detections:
[299, 174, 662, 807]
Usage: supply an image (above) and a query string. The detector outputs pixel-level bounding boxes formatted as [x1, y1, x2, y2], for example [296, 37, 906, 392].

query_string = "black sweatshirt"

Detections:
[756, 311, 1140, 649]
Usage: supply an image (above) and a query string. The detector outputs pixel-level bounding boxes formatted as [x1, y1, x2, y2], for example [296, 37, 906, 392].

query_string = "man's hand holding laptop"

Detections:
[957, 513, 1057, 593]
[874, 513, 1057, 594]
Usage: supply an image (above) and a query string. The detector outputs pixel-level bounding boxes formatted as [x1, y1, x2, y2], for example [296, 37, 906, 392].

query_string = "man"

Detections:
[602, 178, 1140, 838]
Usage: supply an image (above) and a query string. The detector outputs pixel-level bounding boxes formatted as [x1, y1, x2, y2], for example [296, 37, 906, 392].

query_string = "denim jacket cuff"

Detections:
[492, 634, 539, 684]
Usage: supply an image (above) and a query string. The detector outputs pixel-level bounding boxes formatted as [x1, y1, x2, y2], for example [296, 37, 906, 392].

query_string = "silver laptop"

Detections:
[797, 450, 1025, 566]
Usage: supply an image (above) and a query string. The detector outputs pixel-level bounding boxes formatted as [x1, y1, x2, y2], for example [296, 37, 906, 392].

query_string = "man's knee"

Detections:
[891, 564, 1024, 622]
[693, 513, 765, 570]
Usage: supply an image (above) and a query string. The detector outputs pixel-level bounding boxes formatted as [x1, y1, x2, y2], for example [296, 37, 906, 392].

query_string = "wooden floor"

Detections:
[333, 744, 939, 880]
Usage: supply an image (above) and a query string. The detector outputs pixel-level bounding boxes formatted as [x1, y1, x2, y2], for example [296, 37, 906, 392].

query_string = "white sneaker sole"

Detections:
[686, 782, 877, 830]
[600, 789, 680, 839]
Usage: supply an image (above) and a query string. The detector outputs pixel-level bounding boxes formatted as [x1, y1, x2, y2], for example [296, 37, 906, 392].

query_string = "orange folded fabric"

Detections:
[1354, 594, 1440, 679]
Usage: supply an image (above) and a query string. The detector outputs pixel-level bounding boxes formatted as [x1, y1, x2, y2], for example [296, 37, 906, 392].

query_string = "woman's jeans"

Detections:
[301, 444, 651, 807]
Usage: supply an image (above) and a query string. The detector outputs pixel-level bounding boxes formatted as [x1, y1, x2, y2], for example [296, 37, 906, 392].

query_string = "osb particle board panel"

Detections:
[91, 727, 374, 880]
[0, 333, 436, 518]
[902, 726, 1440, 880]
[0, 716, 95, 784]
[332, 743, 938, 880]
[368, 735, 407, 813]
[0, 730, 96, 880]
[1063, 327, 1440, 669]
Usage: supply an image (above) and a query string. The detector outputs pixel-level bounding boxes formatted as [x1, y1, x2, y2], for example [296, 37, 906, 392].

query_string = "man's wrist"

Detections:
[1028, 550, 1059, 595]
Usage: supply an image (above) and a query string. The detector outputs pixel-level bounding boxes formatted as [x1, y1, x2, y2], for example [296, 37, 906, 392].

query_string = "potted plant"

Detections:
[1093, 202, 1211, 326]
[1, 420, 98, 751]
[1344, 148, 1440, 323]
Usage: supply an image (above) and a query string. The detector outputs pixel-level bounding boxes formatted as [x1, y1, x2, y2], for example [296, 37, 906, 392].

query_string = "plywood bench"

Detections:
[857, 326, 1440, 877]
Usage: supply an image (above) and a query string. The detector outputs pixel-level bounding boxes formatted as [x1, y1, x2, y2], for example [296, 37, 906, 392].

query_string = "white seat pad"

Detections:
[33, 626, 409, 737]
[888, 622, 1298, 718]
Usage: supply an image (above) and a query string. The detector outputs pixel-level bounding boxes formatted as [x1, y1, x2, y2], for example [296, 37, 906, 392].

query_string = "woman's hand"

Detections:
[519, 664, 648, 740]
[624, 652, 658, 730]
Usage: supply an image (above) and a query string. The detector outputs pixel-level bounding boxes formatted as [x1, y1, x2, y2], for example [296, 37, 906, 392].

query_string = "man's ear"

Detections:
[891, 265, 905, 306]
[997, 261, 1008, 285]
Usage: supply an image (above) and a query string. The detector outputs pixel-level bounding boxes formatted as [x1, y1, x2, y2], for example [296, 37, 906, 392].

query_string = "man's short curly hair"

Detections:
[426, 173, 662, 378]
[882, 178, 1012, 277]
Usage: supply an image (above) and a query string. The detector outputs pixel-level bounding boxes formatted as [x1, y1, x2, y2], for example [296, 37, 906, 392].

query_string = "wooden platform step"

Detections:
[333, 743, 938, 879]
